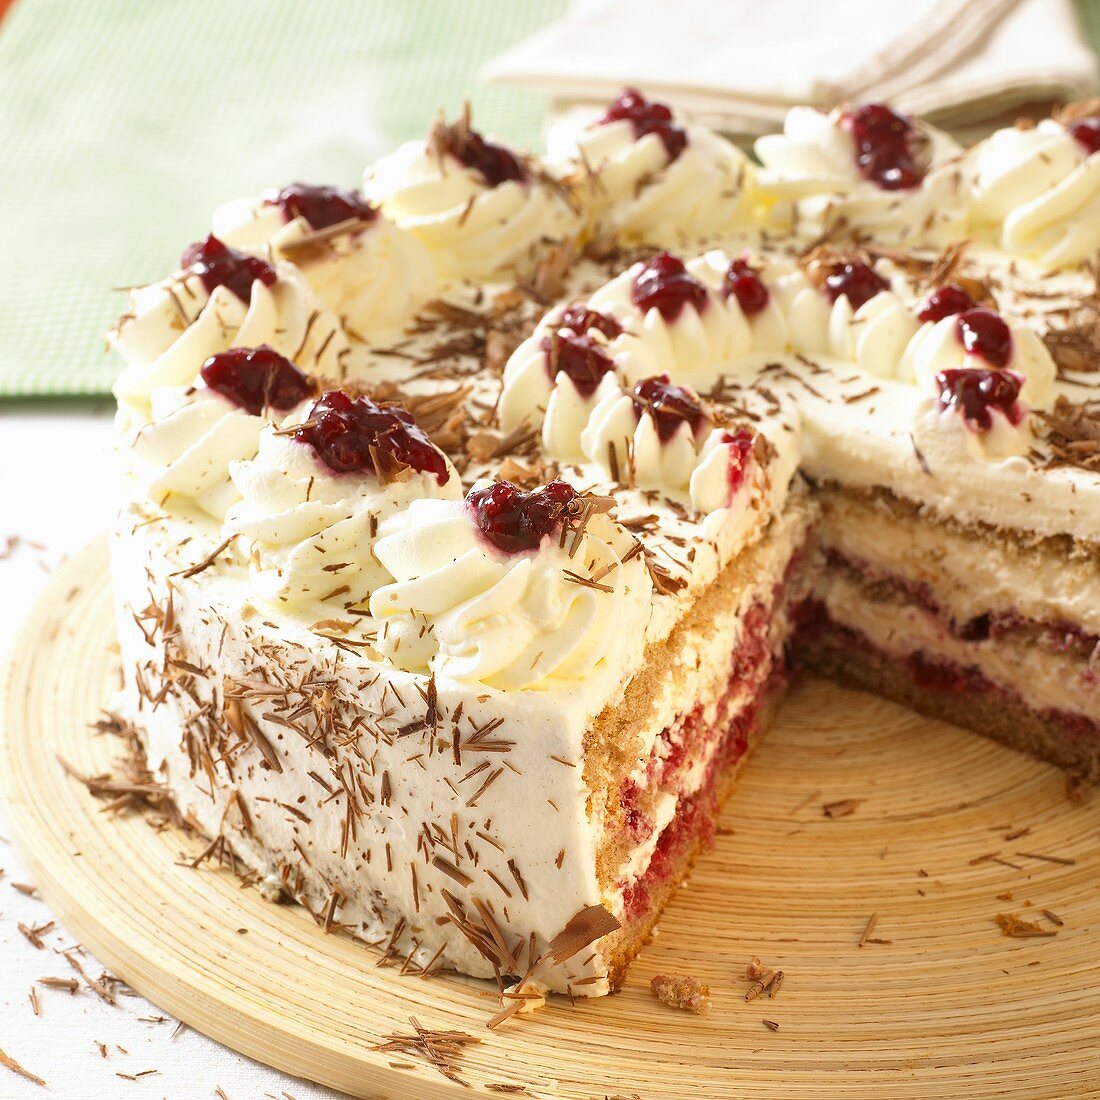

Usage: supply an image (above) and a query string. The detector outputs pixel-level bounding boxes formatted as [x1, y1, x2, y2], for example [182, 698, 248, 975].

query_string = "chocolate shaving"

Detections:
[545, 904, 620, 965]
[1036, 396, 1100, 471]
[0, 1048, 46, 1089]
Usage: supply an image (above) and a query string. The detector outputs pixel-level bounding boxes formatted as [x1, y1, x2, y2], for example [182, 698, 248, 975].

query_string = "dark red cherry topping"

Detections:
[180, 235, 277, 303]
[918, 284, 974, 324]
[841, 103, 926, 191]
[823, 260, 889, 310]
[544, 332, 616, 398]
[1069, 117, 1100, 156]
[631, 252, 709, 322]
[558, 304, 623, 340]
[601, 87, 688, 162]
[467, 479, 578, 555]
[956, 308, 1012, 368]
[455, 130, 527, 187]
[722, 428, 756, 494]
[295, 390, 449, 484]
[274, 183, 377, 230]
[935, 369, 1024, 432]
[633, 376, 708, 443]
[200, 345, 315, 416]
[722, 257, 769, 316]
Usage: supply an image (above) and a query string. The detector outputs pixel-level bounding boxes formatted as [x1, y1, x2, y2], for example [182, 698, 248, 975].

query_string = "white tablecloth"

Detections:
[0, 406, 348, 1099]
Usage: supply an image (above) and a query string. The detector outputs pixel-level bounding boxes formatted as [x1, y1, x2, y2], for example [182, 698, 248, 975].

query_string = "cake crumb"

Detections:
[1064, 772, 1089, 803]
[744, 956, 784, 1000]
[994, 913, 1058, 939]
[649, 973, 710, 1014]
[762, 1018, 781, 1032]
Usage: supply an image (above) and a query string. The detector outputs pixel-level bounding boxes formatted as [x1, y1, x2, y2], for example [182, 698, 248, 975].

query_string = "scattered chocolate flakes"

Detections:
[0, 1047, 46, 1088]
[857, 913, 878, 947]
[38, 977, 79, 994]
[372, 1015, 481, 1086]
[545, 904, 620, 965]
[994, 913, 1059, 939]
[744, 956, 784, 1000]
[649, 973, 710, 1014]
[1036, 396, 1100, 471]
[170, 533, 239, 579]
[822, 798, 862, 818]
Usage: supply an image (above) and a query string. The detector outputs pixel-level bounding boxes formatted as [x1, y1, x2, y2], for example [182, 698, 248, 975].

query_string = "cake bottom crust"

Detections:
[797, 615, 1100, 783]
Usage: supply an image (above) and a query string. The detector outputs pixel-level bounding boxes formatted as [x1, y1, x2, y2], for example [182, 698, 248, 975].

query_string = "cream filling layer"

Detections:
[816, 490, 1100, 637]
[818, 572, 1100, 721]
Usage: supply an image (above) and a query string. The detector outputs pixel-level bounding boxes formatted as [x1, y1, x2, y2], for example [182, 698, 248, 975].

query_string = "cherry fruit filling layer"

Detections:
[631, 252, 709, 322]
[466, 479, 578, 555]
[296, 390, 449, 483]
[633, 376, 707, 442]
[200, 345, 315, 416]
[842, 103, 926, 191]
[601, 86, 688, 161]
[956, 308, 1012, 368]
[180, 235, 277, 303]
[274, 183, 377, 230]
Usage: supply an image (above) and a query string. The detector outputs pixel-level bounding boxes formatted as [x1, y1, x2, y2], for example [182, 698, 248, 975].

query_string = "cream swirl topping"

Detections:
[585, 258, 750, 383]
[129, 387, 265, 521]
[111, 253, 350, 428]
[899, 311, 1056, 408]
[362, 112, 581, 281]
[212, 189, 436, 332]
[969, 117, 1100, 271]
[770, 260, 919, 377]
[547, 93, 754, 243]
[224, 413, 460, 615]
[369, 490, 651, 691]
[755, 105, 967, 242]
[499, 302, 663, 460]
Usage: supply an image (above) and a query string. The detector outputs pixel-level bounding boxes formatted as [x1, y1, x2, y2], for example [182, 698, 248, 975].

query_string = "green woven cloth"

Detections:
[0, 0, 567, 398]
[1, 0, 1097, 398]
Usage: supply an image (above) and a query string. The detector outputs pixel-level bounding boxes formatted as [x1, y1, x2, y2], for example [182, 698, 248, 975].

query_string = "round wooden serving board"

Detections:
[3, 537, 1100, 1099]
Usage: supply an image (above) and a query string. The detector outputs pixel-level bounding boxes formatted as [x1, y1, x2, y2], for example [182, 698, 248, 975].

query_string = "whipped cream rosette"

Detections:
[584, 252, 769, 384]
[128, 346, 316, 521]
[912, 367, 1032, 462]
[547, 87, 755, 244]
[362, 108, 581, 281]
[769, 254, 919, 377]
[899, 300, 1056, 408]
[499, 302, 663, 461]
[111, 235, 351, 428]
[968, 107, 1100, 271]
[369, 480, 651, 691]
[212, 183, 436, 332]
[223, 390, 461, 617]
[500, 250, 788, 461]
[755, 104, 967, 243]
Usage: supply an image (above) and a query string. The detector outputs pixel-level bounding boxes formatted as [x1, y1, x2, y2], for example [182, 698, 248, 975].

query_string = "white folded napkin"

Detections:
[483, 0, 1098, 137]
